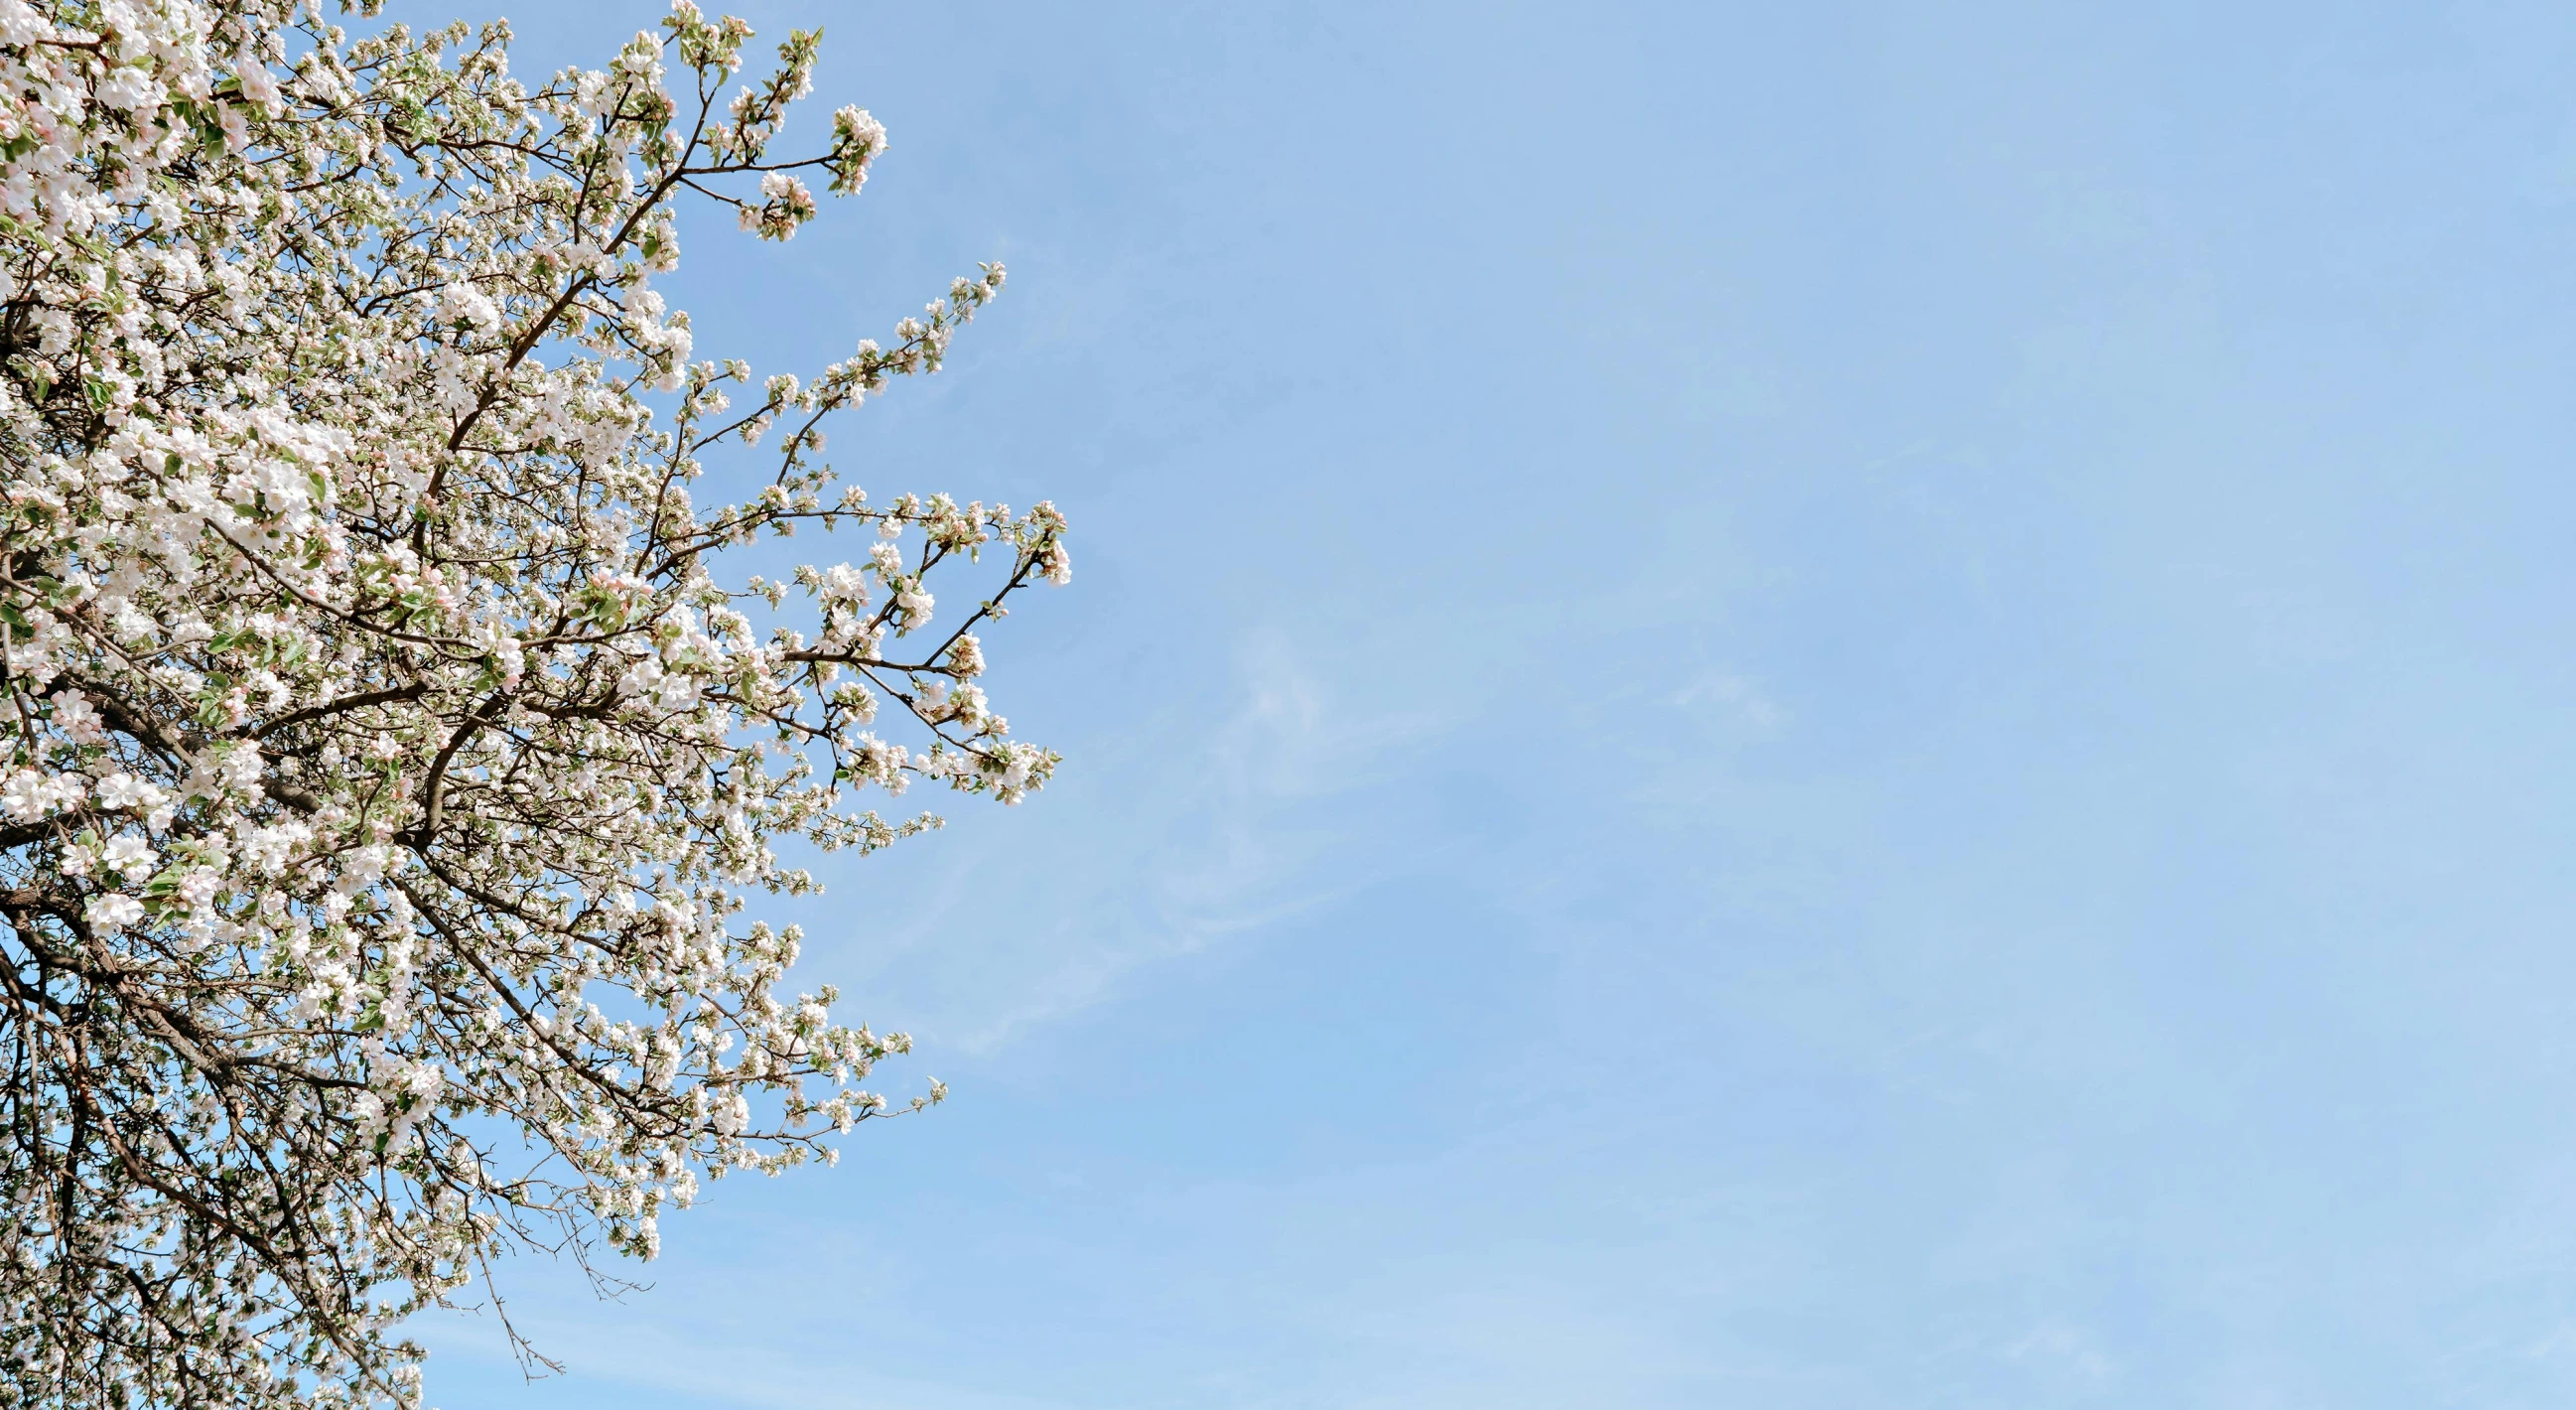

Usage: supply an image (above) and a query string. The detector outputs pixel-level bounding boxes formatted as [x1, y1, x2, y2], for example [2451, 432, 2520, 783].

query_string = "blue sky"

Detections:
[422, 2, 2576, 1406]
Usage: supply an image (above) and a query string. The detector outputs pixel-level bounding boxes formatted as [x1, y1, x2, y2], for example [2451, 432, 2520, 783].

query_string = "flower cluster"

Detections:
[0, 3, 1067, 1406]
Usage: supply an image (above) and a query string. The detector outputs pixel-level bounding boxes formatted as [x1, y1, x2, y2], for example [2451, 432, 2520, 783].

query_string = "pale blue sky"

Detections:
[425, 2, 2576, 1406]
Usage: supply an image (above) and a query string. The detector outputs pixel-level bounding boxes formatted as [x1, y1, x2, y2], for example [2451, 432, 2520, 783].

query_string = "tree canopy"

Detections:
[0, 1, 1067, 1404]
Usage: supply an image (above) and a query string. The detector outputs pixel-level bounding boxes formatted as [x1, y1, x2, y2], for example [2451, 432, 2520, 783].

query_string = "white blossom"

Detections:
[82, 892, 145, 930]
[0, 4, 1070, 1406]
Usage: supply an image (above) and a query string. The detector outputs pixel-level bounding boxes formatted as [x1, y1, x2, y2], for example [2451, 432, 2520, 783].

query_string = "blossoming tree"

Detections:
[0, 0, 1070, 1404]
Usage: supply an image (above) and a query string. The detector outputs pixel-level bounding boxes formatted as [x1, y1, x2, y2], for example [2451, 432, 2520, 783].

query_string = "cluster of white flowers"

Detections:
[0, 2, 1068, 1406]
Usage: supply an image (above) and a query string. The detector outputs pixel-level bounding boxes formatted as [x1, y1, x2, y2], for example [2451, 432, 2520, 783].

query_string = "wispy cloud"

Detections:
[1667, 667, 1785, 730]
[808, 631, 1445, 1054]
[2005, 1322, 2115, 1383]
